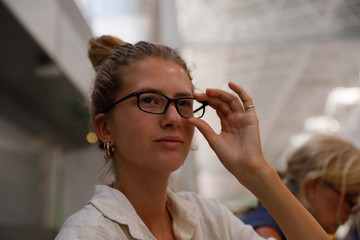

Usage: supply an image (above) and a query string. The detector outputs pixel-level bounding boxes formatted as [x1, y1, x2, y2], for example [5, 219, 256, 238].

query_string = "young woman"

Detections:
[242, 135, 360, 240]
[55, 35, 329, 240]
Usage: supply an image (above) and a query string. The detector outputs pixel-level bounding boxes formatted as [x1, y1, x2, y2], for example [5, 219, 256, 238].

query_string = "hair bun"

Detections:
[88, 35, 127, 70]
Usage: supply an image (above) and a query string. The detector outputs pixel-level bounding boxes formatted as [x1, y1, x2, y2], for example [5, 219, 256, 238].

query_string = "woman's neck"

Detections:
[113, 168, 175, 239]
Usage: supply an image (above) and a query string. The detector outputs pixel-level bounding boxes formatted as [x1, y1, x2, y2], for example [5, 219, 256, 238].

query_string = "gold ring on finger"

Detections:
[246, 104, 255, 110]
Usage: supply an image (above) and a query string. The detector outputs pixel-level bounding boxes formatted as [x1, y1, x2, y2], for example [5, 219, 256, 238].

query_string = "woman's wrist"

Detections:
[241, 163, 330, 240]
[233, 158, 278, 194]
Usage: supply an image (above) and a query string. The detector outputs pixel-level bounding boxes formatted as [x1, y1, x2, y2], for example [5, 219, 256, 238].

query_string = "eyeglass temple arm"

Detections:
[193, 101, 208, 113]
[102, 92, 139, 113]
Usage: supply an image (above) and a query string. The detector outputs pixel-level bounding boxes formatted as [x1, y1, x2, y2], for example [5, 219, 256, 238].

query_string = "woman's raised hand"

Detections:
[187, 82, 269, 185]
[188, 82, 331, 240]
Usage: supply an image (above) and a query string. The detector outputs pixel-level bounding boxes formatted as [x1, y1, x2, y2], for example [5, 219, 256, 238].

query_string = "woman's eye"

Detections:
[140, 95, 161, 105]
[143, 97, 156, 103]
[178, 100, 192, 108]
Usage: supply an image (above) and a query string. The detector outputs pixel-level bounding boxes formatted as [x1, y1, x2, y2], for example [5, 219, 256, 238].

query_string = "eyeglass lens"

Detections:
[138, 93, 205, 118]
[324, 182, 360, 213]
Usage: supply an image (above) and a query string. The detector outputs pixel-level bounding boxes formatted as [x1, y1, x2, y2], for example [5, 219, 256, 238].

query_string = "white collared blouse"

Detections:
[55, 185, 272, 240]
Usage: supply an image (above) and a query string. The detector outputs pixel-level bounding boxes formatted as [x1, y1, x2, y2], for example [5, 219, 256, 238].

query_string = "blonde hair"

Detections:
[284, 135, 360, 206]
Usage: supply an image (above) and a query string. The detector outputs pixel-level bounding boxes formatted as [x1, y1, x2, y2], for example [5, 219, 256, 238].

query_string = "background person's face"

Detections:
[307, 181, 360, 234]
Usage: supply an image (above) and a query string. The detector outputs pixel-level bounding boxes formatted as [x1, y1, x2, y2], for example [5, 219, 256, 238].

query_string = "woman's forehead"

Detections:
[119, 58, 193, 94]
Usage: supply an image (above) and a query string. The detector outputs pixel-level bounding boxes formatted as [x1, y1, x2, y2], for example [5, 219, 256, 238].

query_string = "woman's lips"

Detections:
[154, 136, 183, 148]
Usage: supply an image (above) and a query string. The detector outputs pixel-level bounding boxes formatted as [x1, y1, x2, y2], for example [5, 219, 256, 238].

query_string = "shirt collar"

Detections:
[166, 190, 197, 239]
[89, 185, 198, 240]
[89, 185, 153, 239]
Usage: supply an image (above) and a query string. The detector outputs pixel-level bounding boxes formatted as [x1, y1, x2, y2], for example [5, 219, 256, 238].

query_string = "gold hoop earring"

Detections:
[104, 142, 114, 163]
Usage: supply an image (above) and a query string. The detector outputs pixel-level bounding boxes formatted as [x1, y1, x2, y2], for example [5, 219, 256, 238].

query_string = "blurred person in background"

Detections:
[242, 135, 360, 240]
[343, 214, 360, 240]
[55, 35, 329, 240]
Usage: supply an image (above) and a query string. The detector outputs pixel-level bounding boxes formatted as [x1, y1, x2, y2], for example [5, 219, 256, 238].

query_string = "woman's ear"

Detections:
[94, 114, 113, 144]
[303, 176, 320, 201]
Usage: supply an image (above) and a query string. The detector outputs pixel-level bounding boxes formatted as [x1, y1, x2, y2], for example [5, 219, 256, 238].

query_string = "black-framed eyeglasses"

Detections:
[102, 91, 208, 119]
[323, 181, 360, 213]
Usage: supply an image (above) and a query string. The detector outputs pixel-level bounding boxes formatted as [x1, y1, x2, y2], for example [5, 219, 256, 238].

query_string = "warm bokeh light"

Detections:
[86, 131, 98, 144]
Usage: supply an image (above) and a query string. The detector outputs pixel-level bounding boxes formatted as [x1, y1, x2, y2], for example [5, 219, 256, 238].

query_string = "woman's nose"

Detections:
[160, 103, 182, 128]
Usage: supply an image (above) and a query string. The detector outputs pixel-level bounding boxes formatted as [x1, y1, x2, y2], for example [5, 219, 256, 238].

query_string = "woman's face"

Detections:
[106, 57, 195, 174]
[306, 180, 360, 234]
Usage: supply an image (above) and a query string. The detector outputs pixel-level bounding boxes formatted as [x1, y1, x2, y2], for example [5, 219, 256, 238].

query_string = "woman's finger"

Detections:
[194, 93, 233, 116]
[205, 88, 243, 113]
[186, 118, 218, 148]
[228, 82, 255, 112]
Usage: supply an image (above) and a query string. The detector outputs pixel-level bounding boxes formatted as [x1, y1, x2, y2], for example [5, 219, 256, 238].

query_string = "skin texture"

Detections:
[94, 57, 330, 240]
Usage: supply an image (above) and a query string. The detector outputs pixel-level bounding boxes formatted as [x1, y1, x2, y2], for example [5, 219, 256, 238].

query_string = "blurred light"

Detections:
[86, 131, 98, 143]
[325, 87, 360, 115]
[290, 133, 312, 148]
[327, 119, 341, 132]
[91, 15, 149, 43]
[75, 0, 150, 43]
[304, 116, 340, 133]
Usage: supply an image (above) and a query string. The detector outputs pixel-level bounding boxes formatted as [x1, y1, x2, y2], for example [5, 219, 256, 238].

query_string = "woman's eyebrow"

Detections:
[136, 88, 193, 97]
[175, 92, 194, 97]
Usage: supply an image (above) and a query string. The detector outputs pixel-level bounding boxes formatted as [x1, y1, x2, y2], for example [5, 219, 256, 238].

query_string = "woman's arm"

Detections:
[188, 82, 329, 240]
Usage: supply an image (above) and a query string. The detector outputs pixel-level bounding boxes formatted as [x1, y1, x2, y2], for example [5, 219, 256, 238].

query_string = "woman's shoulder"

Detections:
[55, 185, 130, 240]
[55, 204, 105, 239]
[56, 185, 156, 240]
[56, 203, 132, 240]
